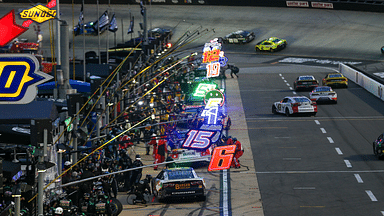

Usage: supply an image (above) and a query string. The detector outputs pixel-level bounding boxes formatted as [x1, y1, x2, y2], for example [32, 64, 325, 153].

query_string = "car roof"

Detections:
[284, 96, 309, 99]
[328, 73, 344, 77]
[298, 75, 315, 80]
[314, 86, 332, 91]
[165, 167, 194, 172]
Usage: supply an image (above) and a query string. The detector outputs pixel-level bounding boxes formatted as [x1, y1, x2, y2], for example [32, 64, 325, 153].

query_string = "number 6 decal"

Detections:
[208, 145, 236, 171]
[182, 129, 215, 150]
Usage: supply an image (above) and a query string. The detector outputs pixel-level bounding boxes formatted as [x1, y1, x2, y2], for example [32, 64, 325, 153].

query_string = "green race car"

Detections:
[255, 37, 287, 52]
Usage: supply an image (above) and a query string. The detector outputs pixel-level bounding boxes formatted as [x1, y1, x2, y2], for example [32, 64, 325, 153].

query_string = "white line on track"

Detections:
[293, 92, 297, 95]
[279, 74, 282, 76]
[344, 160, 352, 168]
[293, 187, 315, 190]
[381, 211, 384, 216]
[335, 148, 343, 155]
[283, 158, 301, 161]
[354, 174, 363, 183]
[320, 128, 326, 133]
[223, 170, 229, 215]
[289, 87, 293, 90]
[286, 83, 290, 86]
[281, 77, 285, 79]
[314, 120, 320, 125]
[327, 137, 334, 143]
[365, 190, 378, 201]
[284, 80, 287, 83]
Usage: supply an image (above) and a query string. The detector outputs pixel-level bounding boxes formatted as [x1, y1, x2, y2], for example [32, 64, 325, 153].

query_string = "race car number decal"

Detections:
[208, 145, 236, 171]
[181, 129, 215, 150]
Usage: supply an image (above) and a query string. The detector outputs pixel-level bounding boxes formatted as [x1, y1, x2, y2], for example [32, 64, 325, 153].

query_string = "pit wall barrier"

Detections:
[339, 63, 384, 101]
[3, 0, 384, 13]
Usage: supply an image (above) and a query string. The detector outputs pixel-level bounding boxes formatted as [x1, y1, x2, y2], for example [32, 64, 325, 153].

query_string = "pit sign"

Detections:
[0, 54, 52, 104]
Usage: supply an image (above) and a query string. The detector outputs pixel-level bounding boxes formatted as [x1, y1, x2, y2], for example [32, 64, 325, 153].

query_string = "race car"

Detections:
[148, 27, 173, 40]
[222, 30, 255, 44]
[373, 133, 384, 159]
[272, 96, 317, 117]
[152, 167, 206, 201]
[255, 37, 287, 52]
[293, 75, 319, 91]
[169, 148, 211, 167]
[322, 73, 348, 88]
[309, 86, 337, 104]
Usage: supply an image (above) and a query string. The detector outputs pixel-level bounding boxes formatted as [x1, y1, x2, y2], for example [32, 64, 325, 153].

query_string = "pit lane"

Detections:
[2, 3, 384, 215]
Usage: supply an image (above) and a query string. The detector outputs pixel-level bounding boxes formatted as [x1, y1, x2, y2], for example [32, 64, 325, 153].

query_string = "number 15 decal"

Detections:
[182, 130, 215, 150]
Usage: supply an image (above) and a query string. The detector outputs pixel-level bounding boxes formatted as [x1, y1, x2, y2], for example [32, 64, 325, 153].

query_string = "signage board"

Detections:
[0, 54, 52, 104]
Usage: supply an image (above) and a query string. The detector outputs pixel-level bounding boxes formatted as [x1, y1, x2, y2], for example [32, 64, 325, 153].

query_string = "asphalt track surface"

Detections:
[2, 3, 384, 216]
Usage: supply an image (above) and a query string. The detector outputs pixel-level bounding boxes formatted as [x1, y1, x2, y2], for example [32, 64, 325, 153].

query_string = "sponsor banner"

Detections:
[134, 0, 206, 4]
[286, 1, 309, 7]
[311, 2, 334, 9]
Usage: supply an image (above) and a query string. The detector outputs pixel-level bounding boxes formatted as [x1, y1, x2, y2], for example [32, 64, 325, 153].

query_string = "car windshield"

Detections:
[238, 31, 249, 36]
[294, 97, 310, 103]
[166, 169, 195, 180]
[329, 74, 343, 78]
[315, 87, 331, 92]
[299, 76, 314, 80]
[271, 38, 280, 43]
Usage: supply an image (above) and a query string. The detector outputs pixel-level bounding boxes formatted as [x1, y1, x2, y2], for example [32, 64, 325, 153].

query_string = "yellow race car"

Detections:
[322, 73, 348, 88]
[255, 37, 287, 52]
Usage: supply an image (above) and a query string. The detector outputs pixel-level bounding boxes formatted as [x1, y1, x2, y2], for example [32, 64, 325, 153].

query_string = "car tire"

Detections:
[270, 48, 274, 52]
[312, 112, 317, 116]
[255, 47, 260, 52]
[373, 143, 378, 156]
[285, 108, 290, 117]
[381, 46, 384, 54]
[199, 195, 207, 201]
[272, 105, 277, 114]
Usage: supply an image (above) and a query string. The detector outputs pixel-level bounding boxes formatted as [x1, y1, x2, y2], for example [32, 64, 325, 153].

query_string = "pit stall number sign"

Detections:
[202, 39, 228, 78]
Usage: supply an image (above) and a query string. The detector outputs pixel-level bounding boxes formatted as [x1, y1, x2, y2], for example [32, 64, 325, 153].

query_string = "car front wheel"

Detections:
[373, 143, 378, 156]
[272, 105, 277, 114]
[285, 108, 290, 117]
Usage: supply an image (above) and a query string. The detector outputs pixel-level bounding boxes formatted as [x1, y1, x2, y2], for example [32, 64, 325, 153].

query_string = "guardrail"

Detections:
[339, 63, 384, 101]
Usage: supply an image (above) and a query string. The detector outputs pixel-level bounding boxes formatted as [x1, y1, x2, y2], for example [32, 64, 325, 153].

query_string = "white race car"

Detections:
[309, 86, 337, 104]
[272, 96, 317, 116]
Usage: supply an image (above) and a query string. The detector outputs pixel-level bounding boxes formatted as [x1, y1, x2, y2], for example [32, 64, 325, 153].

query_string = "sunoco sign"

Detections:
[19, 5, 56, 24]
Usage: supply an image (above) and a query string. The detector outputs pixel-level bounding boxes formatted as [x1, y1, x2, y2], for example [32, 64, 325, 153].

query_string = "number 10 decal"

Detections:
[182, 130, 215, 150]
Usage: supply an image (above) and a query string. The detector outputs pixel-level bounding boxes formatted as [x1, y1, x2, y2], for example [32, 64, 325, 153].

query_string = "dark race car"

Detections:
[373, 133, 384, 159]
[293, 75, 319, 91]
[152, 167, 206, 202]
[222, 30, 255, 44]
[148, 27, 173, 40]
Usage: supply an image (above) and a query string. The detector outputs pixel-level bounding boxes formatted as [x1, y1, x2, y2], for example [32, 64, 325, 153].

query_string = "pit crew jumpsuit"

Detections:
[231, 140, 244, 168]
[154, 137, 167, 170]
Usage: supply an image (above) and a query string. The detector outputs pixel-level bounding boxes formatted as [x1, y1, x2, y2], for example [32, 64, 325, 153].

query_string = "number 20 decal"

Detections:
[182, 130, 215, 150]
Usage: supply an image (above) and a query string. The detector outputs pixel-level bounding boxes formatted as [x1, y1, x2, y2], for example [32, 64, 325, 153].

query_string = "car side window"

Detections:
[282, 98, 289, 103]
[379, 134, 383, 141]
[157, 171, 164, 180]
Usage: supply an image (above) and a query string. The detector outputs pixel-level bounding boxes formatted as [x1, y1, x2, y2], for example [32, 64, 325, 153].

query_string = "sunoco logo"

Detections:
[20, 5, 56, 23]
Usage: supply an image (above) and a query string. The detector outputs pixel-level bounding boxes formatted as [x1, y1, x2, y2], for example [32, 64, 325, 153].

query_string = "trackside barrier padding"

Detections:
[339, 63, 384, 101]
